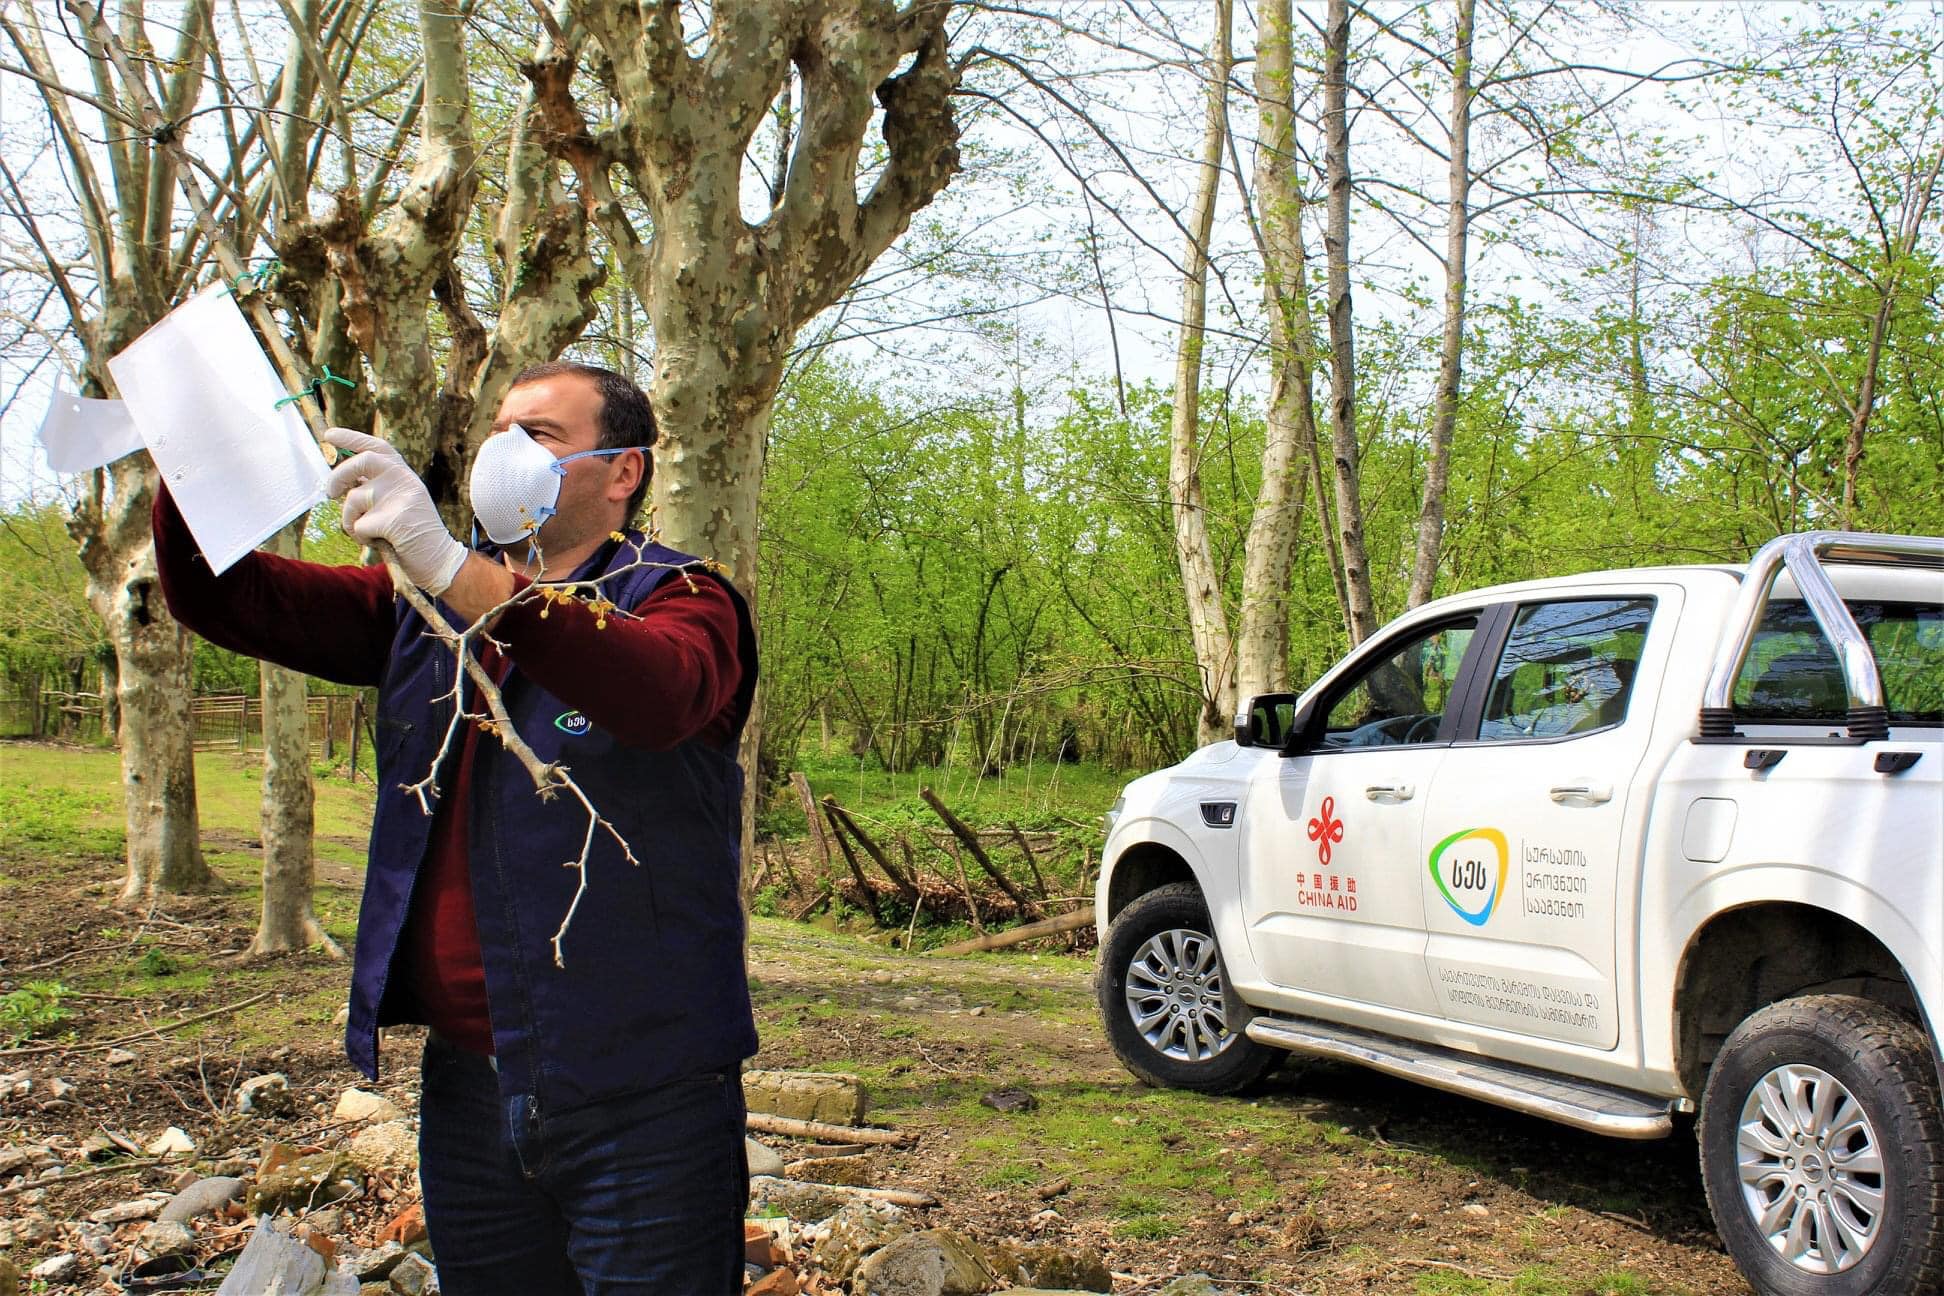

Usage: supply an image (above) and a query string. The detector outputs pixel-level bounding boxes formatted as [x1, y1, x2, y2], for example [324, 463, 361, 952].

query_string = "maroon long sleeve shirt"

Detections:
[153, 488, 745, 1051]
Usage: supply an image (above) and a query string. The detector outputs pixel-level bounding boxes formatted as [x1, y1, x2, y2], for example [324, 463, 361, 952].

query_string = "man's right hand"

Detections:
[325, 428, 469, 596]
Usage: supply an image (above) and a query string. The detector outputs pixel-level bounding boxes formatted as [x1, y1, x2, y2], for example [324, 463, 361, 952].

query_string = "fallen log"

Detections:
[932, 906, 1096, 956]
[749, 1176, 938, 1208]
[746, 1113, 914, 1146]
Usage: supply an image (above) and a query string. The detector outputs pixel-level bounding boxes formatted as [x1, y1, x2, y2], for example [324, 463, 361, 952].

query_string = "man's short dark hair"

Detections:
[511, 360, 656, 525]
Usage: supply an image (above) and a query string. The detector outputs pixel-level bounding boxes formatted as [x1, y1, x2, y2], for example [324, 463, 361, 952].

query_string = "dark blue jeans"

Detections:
[417, 1034, 747, 1296]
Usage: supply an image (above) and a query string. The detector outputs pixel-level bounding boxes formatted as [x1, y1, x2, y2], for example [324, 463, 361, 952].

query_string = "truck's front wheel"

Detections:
[1700, 994, 1944, 1296]
[1096, 882, 1278, 1094]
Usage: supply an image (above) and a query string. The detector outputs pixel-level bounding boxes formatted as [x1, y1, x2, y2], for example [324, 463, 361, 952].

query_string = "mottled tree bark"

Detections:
[5, 0, 219, 905]
[70, 455, 213, 908]
[1166, 0, 1237, 747]
[250, 522, 340, 955]
[1323, 0, 1378, 645]
[1406, 0, 1474, 610]
[1237, 0, 1321, 700]
[553, 0, 963, 842]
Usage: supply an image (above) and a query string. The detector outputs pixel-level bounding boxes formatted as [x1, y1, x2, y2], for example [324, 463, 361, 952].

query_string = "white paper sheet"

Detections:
[107, 287, 331, 575]
[36, 387, 145, 473]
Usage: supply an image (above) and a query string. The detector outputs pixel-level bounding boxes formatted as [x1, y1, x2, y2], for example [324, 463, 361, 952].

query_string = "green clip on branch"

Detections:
[274, 365, 357, 410]
[220, 260, 282, 296]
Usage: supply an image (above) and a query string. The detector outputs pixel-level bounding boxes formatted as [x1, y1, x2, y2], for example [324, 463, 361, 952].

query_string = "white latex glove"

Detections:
[324, 428, 468, 596]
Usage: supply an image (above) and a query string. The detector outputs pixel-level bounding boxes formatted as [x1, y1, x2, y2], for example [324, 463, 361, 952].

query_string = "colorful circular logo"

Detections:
[1429, 827, 1509, 926]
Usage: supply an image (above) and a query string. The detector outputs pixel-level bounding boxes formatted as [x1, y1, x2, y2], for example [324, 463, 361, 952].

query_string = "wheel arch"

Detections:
[1103, 837, 1201, 924]
[1674, 900, 1932, 1100]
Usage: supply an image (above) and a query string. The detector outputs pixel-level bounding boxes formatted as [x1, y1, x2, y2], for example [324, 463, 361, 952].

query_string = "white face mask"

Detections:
[467, 425, 646, 547]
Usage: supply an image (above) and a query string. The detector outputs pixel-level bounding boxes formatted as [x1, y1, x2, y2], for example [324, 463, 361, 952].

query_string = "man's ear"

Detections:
[609, 448, 645, 502]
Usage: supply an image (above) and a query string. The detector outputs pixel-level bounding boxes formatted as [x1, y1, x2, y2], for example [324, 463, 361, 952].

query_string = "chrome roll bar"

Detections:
[1698, 531, 1944, 742]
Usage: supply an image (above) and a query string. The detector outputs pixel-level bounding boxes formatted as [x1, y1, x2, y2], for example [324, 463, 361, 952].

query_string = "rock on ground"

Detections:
[349, 1121, 419, 1175]
[745, 1137, 787, 1178]
[247, 1152, 365, 1215]
[160, 1175, 247, 1223]
[743, 1070, 868, 1125]
[997, 1245, 1111, 1292]
[748, 1175, 859, 1224]
[387, 1251, 438, 1294]
[138, 1219, 197, 1257]
[334, 1089, 403, 1124]
[809, 1201, 912, 1283]
[853, 1229, 1020, 1296]
[236, 1072, 295, 1116]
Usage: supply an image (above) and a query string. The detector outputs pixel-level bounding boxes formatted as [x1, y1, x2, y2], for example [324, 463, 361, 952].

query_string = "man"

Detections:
[153, 362, 758, 1294]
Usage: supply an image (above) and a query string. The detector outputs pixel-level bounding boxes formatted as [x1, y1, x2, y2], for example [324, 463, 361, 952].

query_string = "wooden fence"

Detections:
[189, 692, 367, 761]
[0, 690, 368, 765]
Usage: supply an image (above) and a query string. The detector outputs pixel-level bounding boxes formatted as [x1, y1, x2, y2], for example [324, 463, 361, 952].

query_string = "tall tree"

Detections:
[1405, 0, 1475, 609]
[1321, 0, 1379, 645]
[1236, 0, 1325, 696]
[0, 0, 230, 905]
[538, 0, 963, 838]
[1166, 0, 1237, 746]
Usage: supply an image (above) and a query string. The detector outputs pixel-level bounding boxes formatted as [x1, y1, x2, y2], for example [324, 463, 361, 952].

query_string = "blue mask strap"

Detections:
[551, 445, 650, 473]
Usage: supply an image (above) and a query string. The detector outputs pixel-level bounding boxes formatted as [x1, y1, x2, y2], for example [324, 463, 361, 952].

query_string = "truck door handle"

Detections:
[1549, 782, 1613, 806]
[1364, 784, 1415, 803]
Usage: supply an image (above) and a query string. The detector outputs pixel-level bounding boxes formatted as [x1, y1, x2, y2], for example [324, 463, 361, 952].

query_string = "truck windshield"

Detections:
[1731, 600, 1944, 724]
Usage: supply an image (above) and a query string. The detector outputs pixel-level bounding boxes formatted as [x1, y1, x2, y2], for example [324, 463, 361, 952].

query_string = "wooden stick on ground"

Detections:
[0, 992, 273, 1058]
[747, 1176, 937, 1209]
[822, 802, 887, 925]
[791, 772, 835, 872]
[944, 837, 985, 935]
[746, 1113, 914, 1145]
[824, 797, 919, 903]
[0, 1156, 162, 1199]
[1006, 820, 1049, 899]
[932, 906, 1095, 956]
[790, 885, 833, 922]
[921, 787, 1038, 916]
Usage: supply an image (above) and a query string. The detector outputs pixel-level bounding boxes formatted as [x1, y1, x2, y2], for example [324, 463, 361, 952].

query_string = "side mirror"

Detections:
[1235, 693, 1298, 748]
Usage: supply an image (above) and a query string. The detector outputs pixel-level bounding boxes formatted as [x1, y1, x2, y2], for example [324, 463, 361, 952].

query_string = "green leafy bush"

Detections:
[0, 980, 71, 1044]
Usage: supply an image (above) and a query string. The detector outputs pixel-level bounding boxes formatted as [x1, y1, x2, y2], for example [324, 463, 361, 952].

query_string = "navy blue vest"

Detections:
[345, 534, 759, 1112]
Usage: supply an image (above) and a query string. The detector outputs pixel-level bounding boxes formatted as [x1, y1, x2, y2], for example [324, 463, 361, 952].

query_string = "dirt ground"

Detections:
[0, 845, 1753, 1294]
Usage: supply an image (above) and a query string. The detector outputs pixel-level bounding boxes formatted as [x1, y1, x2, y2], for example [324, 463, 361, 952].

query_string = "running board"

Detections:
[1244, 1014, 1677, 1139]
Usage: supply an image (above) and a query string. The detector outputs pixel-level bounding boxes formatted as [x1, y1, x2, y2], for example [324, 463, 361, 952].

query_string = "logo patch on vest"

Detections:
[554, 710, 591, 736]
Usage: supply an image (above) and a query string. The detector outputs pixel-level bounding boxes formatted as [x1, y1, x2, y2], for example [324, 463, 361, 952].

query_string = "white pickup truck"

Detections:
[1092, 531, 1943, 1296]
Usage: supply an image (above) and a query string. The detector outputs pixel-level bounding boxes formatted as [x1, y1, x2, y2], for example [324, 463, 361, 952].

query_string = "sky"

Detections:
[0, 0, 1902, 512]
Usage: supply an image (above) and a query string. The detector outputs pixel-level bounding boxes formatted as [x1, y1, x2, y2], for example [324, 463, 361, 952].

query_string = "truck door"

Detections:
[1241, 615, 1482, 1018]
[1419, 594, 1671, 1050]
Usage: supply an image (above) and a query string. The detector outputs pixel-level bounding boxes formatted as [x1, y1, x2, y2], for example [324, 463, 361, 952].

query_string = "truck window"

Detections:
[1320, 618, 1476, 749]
[1731, 600, 1944, 724]
[1476, 598, 1655, 741]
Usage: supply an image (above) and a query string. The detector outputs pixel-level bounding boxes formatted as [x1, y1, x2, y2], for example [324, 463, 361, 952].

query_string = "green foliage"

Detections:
[137, 946, 179, 977]
[0, 777, 124, 856]
[0, 980, 72, 1044]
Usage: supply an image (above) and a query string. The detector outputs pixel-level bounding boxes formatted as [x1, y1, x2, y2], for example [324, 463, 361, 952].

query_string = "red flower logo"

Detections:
[1306, 796, 1344, 866]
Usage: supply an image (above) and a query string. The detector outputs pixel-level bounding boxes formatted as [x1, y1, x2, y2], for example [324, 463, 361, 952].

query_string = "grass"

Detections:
[0, 742, 376, 860]
[0, 742, 374, 956]
[784, 751, 1131, 834]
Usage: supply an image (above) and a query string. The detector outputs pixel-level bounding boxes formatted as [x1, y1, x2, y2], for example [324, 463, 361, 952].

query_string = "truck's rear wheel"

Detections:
[1700, 994, 1944, 1296]
[1096, 882, 1277, 1094]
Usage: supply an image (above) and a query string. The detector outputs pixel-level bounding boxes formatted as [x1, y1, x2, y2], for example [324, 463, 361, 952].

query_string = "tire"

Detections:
[1096, 882, 1278, 1094]
[1698, 994, 1944, 1296]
